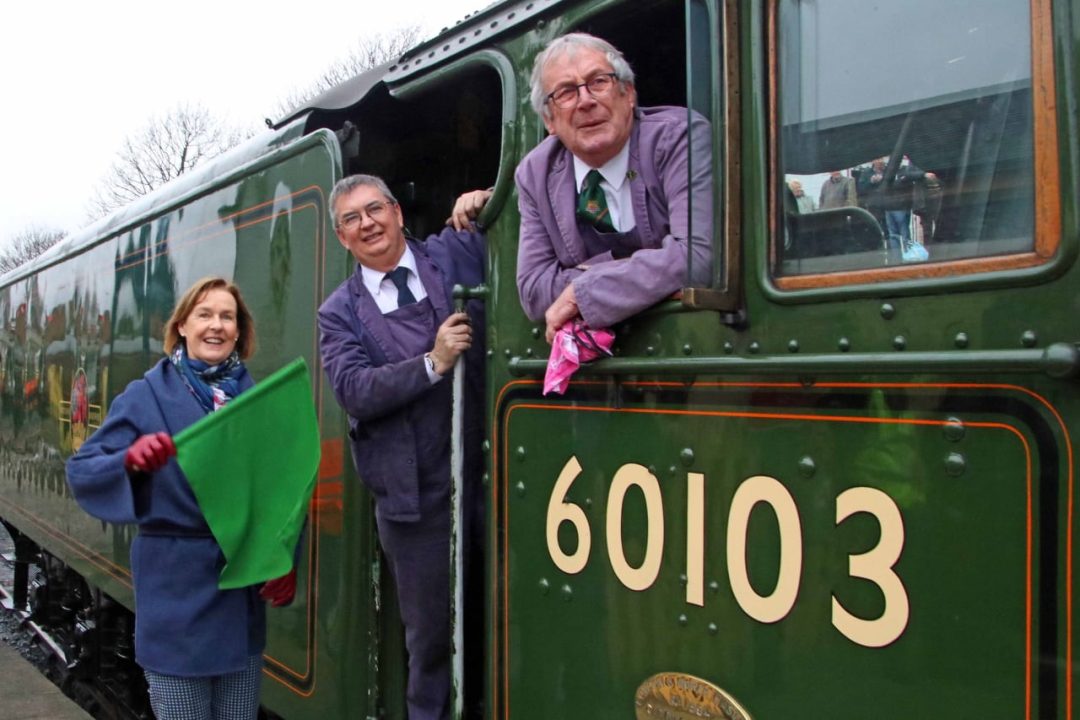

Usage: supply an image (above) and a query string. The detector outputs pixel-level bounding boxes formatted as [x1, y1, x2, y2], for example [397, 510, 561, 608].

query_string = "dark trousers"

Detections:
[377, 508, 452, 720]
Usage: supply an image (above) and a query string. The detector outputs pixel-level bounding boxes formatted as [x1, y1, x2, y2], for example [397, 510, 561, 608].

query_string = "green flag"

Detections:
[174, 357, 320, 590]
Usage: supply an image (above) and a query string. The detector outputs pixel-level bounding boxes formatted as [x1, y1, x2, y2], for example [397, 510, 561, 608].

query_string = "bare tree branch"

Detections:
[87, 104, 252, 220]
[0, 226, 66, 274]
[275, 26, 423, 117]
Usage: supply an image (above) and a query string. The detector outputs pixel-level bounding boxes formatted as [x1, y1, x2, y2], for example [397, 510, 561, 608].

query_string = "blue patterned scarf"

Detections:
[170, 344, 245, 413]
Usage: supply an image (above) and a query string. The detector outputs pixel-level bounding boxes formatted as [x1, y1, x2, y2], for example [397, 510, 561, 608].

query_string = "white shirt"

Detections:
[573, 142, 635, 232]
[358, 246, 439, 384]
[359, 246, 428, 315]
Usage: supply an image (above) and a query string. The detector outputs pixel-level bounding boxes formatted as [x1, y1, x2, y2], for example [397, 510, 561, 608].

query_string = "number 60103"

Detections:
[545, 456, 909, 648]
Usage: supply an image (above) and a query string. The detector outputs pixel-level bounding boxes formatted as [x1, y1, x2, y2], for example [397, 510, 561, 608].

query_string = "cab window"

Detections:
[773, 0, 1057, 286]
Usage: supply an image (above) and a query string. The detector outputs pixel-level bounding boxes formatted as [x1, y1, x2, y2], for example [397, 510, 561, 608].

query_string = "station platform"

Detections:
[0, 641, 93, 719]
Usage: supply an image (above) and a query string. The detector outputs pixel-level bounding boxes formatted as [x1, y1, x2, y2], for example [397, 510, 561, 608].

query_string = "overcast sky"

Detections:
[0, 0, 491, 249]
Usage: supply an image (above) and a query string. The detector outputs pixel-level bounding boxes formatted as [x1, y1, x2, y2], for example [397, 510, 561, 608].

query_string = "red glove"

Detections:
[260, 569, 297, 607]
[124, 432, 176, 473]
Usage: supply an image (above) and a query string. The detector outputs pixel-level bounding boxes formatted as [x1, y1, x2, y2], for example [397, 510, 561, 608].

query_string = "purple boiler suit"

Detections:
[515, 105, 714, 329]
[318, 230, 485, 720]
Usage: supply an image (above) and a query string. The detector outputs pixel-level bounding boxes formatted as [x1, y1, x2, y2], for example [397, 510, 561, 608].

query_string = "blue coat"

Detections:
[318, 228, 486, 522]
[65, 358, 264, 677]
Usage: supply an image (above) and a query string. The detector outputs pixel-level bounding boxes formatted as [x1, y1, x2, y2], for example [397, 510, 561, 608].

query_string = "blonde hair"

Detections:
[163, 277, 256, 360]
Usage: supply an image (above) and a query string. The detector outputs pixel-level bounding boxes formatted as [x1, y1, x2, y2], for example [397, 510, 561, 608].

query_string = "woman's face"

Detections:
[178, 288, 239, 364]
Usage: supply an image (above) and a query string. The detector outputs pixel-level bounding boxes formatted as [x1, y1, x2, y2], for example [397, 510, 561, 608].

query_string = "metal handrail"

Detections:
[508, 342, 1080, 379]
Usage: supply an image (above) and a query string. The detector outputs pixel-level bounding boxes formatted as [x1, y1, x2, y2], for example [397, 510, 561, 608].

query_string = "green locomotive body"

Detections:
[1, 0, 1077, 717]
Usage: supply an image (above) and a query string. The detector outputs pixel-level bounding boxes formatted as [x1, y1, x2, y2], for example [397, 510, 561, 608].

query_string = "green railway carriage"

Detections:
[0, 0, 1077, 717]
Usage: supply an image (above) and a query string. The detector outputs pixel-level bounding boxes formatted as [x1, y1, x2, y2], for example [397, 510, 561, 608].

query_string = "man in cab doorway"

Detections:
[318, 174, 485, 720]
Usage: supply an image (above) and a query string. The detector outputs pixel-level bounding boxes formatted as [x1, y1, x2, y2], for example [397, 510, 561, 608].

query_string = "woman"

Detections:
[66, 277, 294, 720]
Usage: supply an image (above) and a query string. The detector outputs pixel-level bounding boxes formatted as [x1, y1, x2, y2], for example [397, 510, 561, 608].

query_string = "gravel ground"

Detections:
[0, 526, 141, 719]
[0, 523, 10, 586]
[0, 524, 65, 688]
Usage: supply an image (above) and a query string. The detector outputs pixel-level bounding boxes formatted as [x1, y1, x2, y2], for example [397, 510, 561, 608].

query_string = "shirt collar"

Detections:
[572, 141, 631, 192]
[359, 245, 418, 298]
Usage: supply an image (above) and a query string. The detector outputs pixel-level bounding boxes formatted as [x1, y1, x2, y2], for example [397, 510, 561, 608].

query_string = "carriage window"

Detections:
[775, 0, 1044, 280]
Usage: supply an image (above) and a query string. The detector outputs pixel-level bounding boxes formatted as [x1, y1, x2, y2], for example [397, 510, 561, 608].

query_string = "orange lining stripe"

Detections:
[113, 202, 320, 273]
[492, 379, 1074, 719]
[263, 492, 321, 691]
[110, 187, 325, 267]
[0, 497, 132, 587]
[263, 184, 331, 698]
[491, 380, 540, 716]
[261, 185, 329, 697]
[819, 380, 1073, 717]
[2, 185, 330, 698]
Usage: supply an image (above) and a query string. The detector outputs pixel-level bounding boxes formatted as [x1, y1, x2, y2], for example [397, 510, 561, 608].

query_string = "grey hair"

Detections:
[529, 33, 635, 120]
[329, 174, 399, 229]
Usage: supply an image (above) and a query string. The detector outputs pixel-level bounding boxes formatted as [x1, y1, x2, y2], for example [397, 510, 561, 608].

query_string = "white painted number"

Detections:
[686, 472, 705, 607]
[831, 487, 910, 648]
[726, 475, 803, 623]
[546, 456, 591, 574]
[542, 462, 909, 648]
[606, 464, 665, 591]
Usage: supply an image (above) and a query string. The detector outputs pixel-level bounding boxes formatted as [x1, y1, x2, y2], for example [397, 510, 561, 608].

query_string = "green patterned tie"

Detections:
[576, 169, 615, 233]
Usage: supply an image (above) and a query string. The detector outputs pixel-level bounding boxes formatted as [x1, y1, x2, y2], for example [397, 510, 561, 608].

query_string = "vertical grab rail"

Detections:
[450, 283, 487, 720]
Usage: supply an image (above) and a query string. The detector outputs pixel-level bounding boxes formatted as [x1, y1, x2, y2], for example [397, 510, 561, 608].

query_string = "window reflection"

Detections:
[777, 0, 1035, 276]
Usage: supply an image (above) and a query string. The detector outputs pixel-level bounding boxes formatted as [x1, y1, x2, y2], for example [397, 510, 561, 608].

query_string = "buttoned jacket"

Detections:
[66, 359, 263, 677]
[515, 105, 713, 328]
[318, 229, 485, 522]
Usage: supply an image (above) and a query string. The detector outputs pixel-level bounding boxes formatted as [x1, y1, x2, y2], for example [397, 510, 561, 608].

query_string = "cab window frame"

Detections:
[531, 0, 739, 317]
[387, 48, 519, 233]
[682, 0, 742, 316]
[766, 0, 1062, 296]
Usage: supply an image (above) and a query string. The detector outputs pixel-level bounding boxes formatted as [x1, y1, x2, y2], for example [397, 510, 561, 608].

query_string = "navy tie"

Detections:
[385, 267, 417, 307]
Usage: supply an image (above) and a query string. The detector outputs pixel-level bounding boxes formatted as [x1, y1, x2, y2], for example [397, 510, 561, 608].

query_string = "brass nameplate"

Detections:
[634, 673, 751, 720]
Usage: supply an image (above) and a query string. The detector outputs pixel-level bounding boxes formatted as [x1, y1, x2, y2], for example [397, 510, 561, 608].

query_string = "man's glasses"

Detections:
[338, 200, 395, 231]
[545, 73, 619, 109]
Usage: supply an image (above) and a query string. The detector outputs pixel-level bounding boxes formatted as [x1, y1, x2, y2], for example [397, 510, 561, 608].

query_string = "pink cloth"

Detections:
[543, 321, 615, 396]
